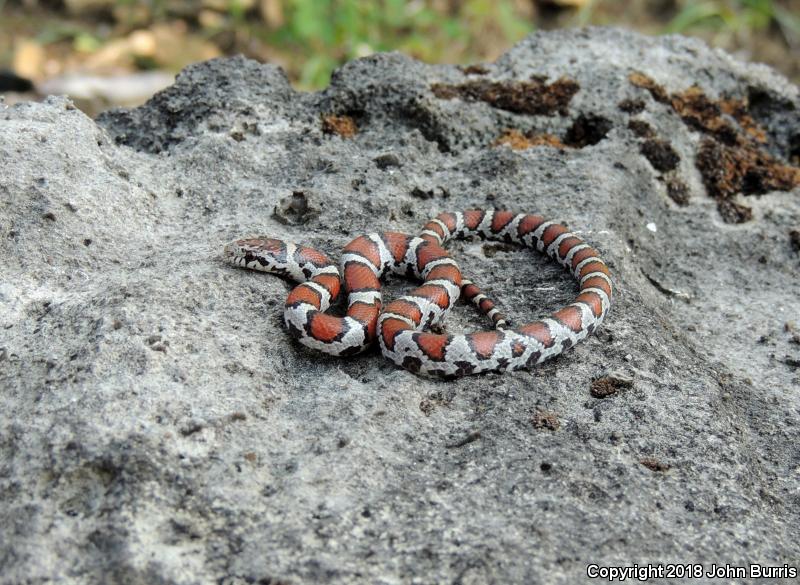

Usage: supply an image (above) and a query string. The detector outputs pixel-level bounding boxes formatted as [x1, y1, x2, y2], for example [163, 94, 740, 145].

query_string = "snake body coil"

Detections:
[223, 209, 612, 377]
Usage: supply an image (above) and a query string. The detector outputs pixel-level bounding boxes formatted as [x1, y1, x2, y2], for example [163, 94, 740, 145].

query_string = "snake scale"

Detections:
[223, 209, 612, 378]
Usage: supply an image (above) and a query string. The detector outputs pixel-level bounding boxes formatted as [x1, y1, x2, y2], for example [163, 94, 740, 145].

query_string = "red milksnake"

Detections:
[223, 210, 612, 377]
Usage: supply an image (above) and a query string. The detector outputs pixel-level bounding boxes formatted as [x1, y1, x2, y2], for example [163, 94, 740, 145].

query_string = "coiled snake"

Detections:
[223, 209, 612, 378]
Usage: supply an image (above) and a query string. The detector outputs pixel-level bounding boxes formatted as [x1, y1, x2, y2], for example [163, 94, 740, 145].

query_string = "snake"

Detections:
[223, 209, 612, 377]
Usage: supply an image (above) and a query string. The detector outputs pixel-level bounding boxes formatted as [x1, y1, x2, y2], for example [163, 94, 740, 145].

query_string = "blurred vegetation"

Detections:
[666, 0, 799, 38]
[253, 0, 533, 87]
[0, 0, 798, 93]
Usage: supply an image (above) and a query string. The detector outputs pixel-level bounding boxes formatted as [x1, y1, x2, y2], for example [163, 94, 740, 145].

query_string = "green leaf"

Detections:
[666, 1, 726, 33]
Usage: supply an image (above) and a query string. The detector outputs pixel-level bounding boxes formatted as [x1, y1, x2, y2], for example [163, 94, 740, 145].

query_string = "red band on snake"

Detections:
[223, 210, 612, 377]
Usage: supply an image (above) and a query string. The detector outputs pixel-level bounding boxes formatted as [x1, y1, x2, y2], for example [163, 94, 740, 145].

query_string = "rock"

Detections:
[1, 28, 799, 584]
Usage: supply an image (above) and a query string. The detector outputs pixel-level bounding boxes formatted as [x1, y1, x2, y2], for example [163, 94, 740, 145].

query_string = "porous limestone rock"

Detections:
[1, 28, 799, 584]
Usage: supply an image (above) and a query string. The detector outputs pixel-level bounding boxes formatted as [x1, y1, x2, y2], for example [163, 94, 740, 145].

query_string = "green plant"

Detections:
[268, 0, 533, 88]
[666, 0, 799, 36]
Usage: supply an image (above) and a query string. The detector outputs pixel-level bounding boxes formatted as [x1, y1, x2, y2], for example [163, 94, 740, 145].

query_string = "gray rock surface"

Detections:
[2, 27, 799, 584]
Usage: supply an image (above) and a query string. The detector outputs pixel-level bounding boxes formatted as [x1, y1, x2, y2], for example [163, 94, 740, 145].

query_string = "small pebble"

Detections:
[374, 153, 402, 169]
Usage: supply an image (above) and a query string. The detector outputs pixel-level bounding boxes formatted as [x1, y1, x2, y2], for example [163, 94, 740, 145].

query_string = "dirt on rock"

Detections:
[431, 76, 580, 116]
[629, 71, 800, 222]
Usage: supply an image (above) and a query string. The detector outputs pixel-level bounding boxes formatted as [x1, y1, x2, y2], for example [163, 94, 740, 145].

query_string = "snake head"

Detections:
[223, 237, 287, 270]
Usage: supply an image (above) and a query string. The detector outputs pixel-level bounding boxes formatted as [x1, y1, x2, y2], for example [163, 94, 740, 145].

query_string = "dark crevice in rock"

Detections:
[790, 229, 800, 253]
[272, 191, 319, 226]
[790, 133, 800, 165]
[746, 86, 800, 161]
[618, 97, 646, 114]
[640, 139, 680, 172]
[563, 114, 612, 148]
[628, 119, 655, 138]
[399, 98, 455, 153]
[665, 177, 690, 206]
